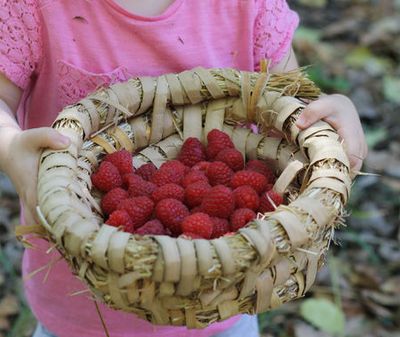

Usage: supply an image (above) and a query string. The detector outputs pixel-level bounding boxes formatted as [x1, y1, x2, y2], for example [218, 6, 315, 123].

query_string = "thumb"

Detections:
[24, 127, 70, 150]
[296, 99, 333, 129]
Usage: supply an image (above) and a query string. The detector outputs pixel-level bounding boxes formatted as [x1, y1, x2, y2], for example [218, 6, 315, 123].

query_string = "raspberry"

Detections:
[182, 170, 208, 188]
[246, 160, 276, 184]
[211, 217, 230, 238]
[91, 161, 123, 192]
[135, 219, 166, 236]
[192, 161, 210, 172]
[152, 183, 185, 203]
[215, 148, 244, 171]
[104, 149, 134, 175]
[178, 137, 206, 167]
[185, 181, 211, 208]
[259, 190, 283, 213]
[230, 170, 267, 194]
[118, 197, 154, 229]
[106, 210, 134, 233]
[181, 213, 213, 239]
[206, 129, 234, 159]
[201, 185, 235, 219]
[125, 174, 157, 197]
[101, 187, 129, 215]
[136, 162, 157, 181]
[151, 160, 186, 186]
[233, 186, 260, 211]
[206, 161, 234, 186]
[230, 208, 256, 232]
[155, 199, 189, 236]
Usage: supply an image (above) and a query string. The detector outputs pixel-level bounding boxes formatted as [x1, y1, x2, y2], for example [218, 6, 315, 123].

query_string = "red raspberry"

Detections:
[192, 161, 210, 172]
[91, 161, 123, 192]
[230, 170, 267, 194]
[106, 210, 134, 233]
[104, 149, 134, 175]
[230, 208, 256, 232]
[206, 129, 234, 159]
[182, 170, 208, 188]
[246, 160, 276, 184]
[206, 161, 234, 186]
[152, 183, 185, 203]
[118, 197, 154, 229]
[101, 187, 129, 215]
[151, 160, 186, 186]
[259, 190, 283, 213]
[185, 181, 211, 208]
[211, 217, 230, 238]
[201, 185, 235, 219]
[135, 219, 166, 235]
[155, 199, 189, 236]
[136, 162, 157, 181]
[125, 174, 157, 197]
[215, 148, 244, 171]
[181, 213, 213, 239]
[178, 137, 206, 167]
[233, 186, 260, 211]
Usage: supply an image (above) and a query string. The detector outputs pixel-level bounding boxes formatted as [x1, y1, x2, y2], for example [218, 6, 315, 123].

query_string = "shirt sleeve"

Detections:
[253, 0, 299, 70]
[0, 0, 42, 89]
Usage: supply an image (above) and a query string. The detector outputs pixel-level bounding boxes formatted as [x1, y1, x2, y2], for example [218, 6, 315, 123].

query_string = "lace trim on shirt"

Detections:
[0, 0, 42, 89]
[253, 0, 299, 70]
[56, 60, 130, 108]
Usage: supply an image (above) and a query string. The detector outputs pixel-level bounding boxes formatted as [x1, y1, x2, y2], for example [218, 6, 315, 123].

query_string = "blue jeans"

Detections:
[32, 315, 259, 337]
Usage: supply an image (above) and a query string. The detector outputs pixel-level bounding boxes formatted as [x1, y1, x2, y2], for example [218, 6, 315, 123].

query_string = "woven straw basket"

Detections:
[29, 67, 351, 328]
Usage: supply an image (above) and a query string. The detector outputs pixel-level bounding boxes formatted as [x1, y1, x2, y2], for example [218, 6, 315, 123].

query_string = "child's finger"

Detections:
[296, 98, 334, 129]
[23, 127, 70, 150]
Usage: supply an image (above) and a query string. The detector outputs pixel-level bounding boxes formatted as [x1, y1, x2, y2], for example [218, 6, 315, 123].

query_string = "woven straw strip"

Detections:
[107, 231, 131, 274]
[231, 127, 251, 158]
[291, 197, 335, 229]
[166, 74, 185, 105]
[154, 236, 181, 283]
[178, 70, 203, 104]
[194, 240, 214, 276]
[91, 225, 118, 270]
[246, 133, 264, 160]
[109, 127, 135, 152]
[194, 67, 225, 99]
[269, 211, 309, 249]
[212, 238, 236, 275]
[182, 105, 203, 141]
[203, 100, 226, 138]
[273, 160, 304, 195]
[129, 115, 149, 149]
[91, 135, 117, 153]
[175, 238, 197, 296]
[150, 76, 169, 144]
[255, 271, 274, 313]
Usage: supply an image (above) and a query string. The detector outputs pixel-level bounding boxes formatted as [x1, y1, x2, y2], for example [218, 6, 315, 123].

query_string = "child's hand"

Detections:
[296, 94, 368, 172]
[3, 127, 70, 226]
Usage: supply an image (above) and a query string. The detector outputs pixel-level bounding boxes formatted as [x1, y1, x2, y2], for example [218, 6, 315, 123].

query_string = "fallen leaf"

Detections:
[300, 298, 345, 335]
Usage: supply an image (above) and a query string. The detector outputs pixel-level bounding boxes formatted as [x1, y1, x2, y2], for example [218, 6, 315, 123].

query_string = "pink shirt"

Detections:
[0, 1, 299, 336]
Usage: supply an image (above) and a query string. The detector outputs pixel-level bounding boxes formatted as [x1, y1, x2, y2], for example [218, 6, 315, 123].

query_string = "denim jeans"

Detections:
[32, 314, 259, 337]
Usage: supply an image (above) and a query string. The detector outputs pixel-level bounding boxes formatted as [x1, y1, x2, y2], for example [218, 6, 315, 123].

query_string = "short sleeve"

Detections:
[253, 0, 299, 70]
[0, 0, 42, 89]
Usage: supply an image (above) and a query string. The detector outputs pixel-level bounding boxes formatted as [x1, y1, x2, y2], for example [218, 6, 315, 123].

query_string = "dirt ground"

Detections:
[0, 1, 399, 336]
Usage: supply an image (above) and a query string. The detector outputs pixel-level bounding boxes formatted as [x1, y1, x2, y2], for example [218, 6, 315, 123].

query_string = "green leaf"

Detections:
[383, 76, 400, 104]
[300, 298, 345, 335]
[365, 127, 387, 148]
[294, 27, 321, 44]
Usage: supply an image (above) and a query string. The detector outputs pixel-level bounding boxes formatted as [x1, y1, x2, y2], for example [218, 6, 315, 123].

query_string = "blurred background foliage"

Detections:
[0, 0, 399, 336]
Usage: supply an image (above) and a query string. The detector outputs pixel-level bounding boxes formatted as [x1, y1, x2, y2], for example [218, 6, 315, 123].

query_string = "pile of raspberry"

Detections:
[91, 129, 283, 239]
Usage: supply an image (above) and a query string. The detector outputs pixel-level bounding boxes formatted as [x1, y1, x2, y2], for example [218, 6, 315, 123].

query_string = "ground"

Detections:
[0, 1, 399, 336]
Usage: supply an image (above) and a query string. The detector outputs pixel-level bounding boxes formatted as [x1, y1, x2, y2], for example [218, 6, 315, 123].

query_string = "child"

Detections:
[0, 1, 367, 336]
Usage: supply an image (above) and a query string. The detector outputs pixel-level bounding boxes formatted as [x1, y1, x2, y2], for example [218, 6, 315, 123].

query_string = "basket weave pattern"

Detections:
[36, 68, 351, 328]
